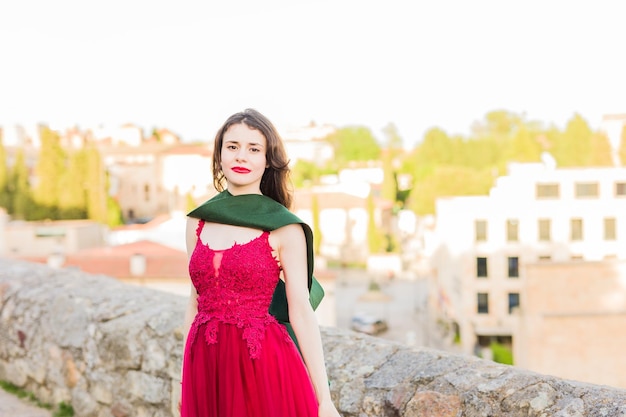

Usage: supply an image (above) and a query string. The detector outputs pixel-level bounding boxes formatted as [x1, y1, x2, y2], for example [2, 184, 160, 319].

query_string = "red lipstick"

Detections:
[232, 167, 251, 173]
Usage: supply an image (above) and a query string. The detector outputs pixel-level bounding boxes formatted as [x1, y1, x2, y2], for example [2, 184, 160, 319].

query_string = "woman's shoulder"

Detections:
[270, 223, 305, 247]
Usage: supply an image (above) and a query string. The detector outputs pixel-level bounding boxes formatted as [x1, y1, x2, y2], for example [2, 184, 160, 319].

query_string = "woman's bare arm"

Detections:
[274, 224, 340, 417]
[181, 217, 200, 378]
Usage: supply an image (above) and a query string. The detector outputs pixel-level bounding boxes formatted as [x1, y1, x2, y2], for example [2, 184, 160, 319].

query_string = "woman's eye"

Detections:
[226, 145, 237, 150]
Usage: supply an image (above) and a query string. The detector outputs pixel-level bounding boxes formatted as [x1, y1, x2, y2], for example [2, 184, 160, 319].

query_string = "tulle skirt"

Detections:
[181, 321, 319, 417]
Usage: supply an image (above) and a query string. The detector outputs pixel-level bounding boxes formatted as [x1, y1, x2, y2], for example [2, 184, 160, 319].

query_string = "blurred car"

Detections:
[350, 313, 388, 335]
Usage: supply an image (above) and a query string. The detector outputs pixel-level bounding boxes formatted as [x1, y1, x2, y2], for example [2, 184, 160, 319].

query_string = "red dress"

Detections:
[181, 220, 319, 417]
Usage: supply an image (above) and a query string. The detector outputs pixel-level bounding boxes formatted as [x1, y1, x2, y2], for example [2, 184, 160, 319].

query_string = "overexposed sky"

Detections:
[1, 0, 625, 147]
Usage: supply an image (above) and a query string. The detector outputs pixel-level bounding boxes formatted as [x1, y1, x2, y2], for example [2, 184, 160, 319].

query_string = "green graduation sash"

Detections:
[187, 191, 324, 347]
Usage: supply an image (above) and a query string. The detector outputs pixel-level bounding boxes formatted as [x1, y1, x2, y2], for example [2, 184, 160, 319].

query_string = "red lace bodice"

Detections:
[188, 220, 289, 358]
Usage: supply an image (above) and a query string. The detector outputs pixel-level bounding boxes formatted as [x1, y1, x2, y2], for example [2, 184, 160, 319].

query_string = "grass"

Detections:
[0, 380, 74, 416]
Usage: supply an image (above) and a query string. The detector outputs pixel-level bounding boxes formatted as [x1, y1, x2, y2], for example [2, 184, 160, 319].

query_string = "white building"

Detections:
[431, 159, 626, 354]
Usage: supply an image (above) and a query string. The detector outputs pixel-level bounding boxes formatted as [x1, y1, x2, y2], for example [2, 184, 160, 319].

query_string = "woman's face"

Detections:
[220, 123, 268, 195]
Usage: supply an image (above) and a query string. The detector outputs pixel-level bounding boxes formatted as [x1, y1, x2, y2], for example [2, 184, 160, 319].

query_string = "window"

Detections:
[477, 293, 489, 314]
[506, 219, 518, 242]
[536, 183, 559, 199]
[604, 218, 617, 240]
[570, 218, 583, 241]
[538, 219, 551, 241]
[508, 257, 519, 278]
[615, 182, 626, 197]
[575, 182, 599, 198]
[475, 220, 487, 242]
[477, 257, 488, 278]
[508, 293, 520, 314]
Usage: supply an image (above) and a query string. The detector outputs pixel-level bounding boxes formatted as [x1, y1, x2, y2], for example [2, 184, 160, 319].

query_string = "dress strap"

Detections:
[195, 219, 205, 238]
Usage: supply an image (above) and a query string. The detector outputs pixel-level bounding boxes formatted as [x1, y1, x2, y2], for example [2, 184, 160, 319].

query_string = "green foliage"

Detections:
[381, 150, 397, 203]
[58, 149, 89, 219]
[186, 192, 197, 213]
[472, 110, 522, 140]
[291, 159, 321, 188]
[54, 401, 75, 417]
[507, 124, 543, 162]
[325, 126, 380, 166]
[0, 135, 9, 210]
[106, 196, 124, 227]
[84, 145, 108, 224]
[32, 126, 66, 219]
[311, 193, 322, 255]
[407, 166, 495, 215]
[588, 133, 614, 166]
[7, 149, 32, 219]
[0, 380, 55, 411]
[546, 113, 612, 167]
[490, 342, 514, 365]
[401, 110, 615, 215]
[366, 192, 385, 253]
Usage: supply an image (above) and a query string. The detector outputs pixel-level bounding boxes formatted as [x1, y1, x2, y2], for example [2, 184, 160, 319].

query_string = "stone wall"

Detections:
[1, 258, 626, 417]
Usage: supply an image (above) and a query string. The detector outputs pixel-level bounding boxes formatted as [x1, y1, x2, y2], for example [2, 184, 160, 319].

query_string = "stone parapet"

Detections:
[1, 258, 625, 416]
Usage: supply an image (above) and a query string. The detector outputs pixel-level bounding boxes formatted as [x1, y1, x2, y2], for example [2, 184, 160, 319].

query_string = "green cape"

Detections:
[187, 190, 324, 325]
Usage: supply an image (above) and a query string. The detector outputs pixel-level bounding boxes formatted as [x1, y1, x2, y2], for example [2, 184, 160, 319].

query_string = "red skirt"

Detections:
[181, 321, 319, 417]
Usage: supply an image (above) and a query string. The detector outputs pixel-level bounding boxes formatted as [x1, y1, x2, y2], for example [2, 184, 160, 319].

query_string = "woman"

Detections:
[180, 109, 340, 417]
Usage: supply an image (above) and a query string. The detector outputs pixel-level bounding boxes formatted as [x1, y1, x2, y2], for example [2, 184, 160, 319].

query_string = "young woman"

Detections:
[180, 109, 340, 417]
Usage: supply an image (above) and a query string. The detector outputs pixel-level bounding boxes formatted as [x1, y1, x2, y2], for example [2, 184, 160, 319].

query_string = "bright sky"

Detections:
[1, 0, 625, 147]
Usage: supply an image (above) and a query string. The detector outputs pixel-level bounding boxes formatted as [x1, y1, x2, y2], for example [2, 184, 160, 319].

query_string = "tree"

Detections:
[291, 159, 320, 188]
[8, 149, 32, 219]
[325, 126, 380, 166]
[407, 166, 494, 215]
[186, 192, 197, 213]
[381, 123, 403, 204]
[106, 194, 124, 227]
[311, 193, 322, 255]
[58, 149, 88, 219]
[508, 124, 543, 163]
[0, 135, 9, 210]
[550, 114, 593, 167]
[32, 126, 66, 219]
[84, 145, 108, 223]
[588, 132, 614, 166]
[472, 110, 521, 141]
[366, 191, 385, 253]
[414, 127, 455, 167]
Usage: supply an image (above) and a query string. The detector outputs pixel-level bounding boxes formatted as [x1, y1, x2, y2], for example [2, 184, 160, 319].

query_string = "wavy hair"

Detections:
[212, 108, 293, 209]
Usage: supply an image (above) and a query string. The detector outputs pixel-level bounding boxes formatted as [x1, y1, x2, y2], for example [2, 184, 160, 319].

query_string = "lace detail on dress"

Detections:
[188, 221, 283, 359]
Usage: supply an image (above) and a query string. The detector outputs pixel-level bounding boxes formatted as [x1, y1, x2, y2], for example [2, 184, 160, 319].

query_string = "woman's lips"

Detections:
[232, 167, 251, 173]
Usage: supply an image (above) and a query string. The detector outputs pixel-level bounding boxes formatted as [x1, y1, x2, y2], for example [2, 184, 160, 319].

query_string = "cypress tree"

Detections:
[367, 191, 384, 254]
[311, 193, 322, 255]
[58, 149, 88, 219]
[9, 149, 31, 220]
[32, 126, 66, 219]
[0, 134, 9, 210]
[84, 145, 108, 223]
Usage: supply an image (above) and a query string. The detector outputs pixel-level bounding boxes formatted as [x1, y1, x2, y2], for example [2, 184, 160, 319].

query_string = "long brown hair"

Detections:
[212, 108, 293, 209]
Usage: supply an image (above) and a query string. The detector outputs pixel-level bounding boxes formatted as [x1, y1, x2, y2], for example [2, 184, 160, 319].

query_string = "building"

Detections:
[63, 239, 189, 281]
[431, 159, 626, 358]
[1, 218, 106, 263]
[101, 142, 214, 221]
[281, 123, 335, 167]
[516, 260, 626, 389]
